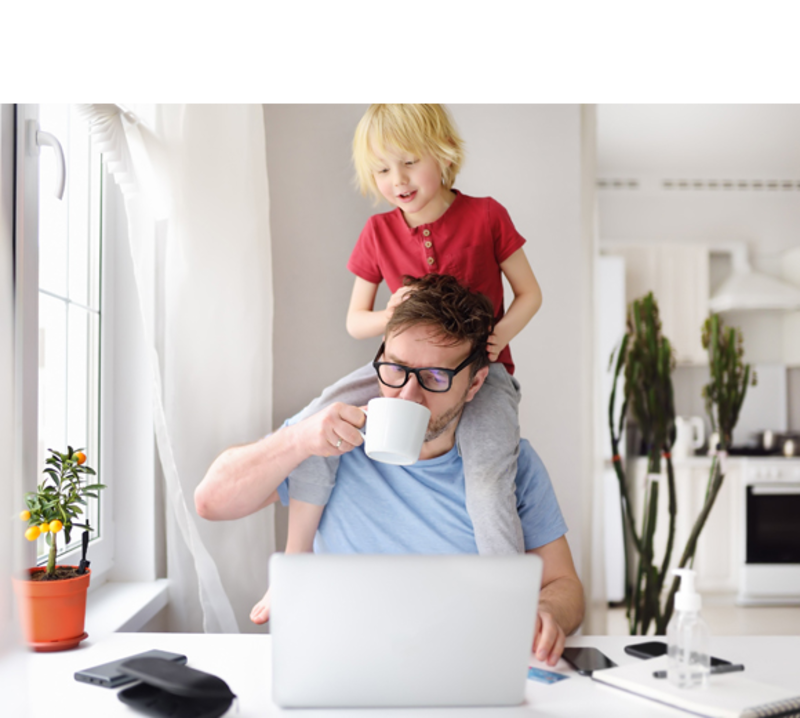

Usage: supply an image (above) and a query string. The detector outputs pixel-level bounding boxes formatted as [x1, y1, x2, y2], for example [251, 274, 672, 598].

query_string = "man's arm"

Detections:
[195, 402, 366, 521]
[528, 535, 585, 666]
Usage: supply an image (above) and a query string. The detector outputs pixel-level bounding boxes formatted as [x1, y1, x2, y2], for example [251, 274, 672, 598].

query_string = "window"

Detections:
[35, 104, 103, 562]
[14, 104, 111, 575]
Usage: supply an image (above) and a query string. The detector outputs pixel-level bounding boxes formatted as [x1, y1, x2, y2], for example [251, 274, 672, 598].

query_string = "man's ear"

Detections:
[464, 366, 489, 403]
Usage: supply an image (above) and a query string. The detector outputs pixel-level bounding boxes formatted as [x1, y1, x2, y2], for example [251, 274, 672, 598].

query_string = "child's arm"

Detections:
[489, 248, 542, 361]
[346, 276, 410, 339]
[285, 498, 324, 553]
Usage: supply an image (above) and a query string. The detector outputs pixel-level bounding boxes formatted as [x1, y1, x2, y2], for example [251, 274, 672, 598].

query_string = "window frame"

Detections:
[35, 104, 105, 566]
[13, 101, 157, 589]
[15, 103, 161, 594]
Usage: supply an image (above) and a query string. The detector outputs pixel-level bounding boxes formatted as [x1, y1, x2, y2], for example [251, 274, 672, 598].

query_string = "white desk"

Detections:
[4, 633, 800, 717]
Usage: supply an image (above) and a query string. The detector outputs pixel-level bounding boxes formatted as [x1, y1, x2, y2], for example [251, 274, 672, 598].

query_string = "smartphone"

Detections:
[624, 640, 731, 667]
[561, 646, 617, 675]
[74, 649, 188, 688]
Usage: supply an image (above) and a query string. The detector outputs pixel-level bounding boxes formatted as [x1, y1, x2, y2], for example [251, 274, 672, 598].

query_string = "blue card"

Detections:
[528, 666, 570, 684]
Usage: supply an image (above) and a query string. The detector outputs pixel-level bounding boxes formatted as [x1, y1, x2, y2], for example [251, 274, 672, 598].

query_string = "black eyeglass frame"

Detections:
[372, 340, 484, 393]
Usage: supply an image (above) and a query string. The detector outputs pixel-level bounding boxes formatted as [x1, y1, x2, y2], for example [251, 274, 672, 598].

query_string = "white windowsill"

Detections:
[85, 579, 169, 640]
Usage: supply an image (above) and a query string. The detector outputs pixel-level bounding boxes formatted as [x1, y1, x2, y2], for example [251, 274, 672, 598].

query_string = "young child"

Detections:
[250, 104, 542, 624]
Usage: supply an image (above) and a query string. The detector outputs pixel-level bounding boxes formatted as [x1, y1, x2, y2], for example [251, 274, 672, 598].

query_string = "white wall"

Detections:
[598, 189, 800, 270]
[596, 105, 800, 433]
[597, 105, 800, 269]
[264, 105, 596, 592]
[264, 105, 378, 422]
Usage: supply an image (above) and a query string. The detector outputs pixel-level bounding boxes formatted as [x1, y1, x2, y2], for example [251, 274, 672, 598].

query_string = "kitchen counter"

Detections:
[615, 454, 800, 596]
[621, 455, 800, 470]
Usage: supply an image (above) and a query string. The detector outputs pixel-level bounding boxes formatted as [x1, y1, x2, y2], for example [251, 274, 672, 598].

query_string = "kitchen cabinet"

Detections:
[601, 244, 709, 365]
[786, 314, 800, 367]
[783, 247, 800, 367]
[628, 457, 741, 594]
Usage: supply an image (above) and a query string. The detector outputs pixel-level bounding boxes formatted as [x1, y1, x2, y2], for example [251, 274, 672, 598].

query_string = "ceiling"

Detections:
[597, 105, 800, 179]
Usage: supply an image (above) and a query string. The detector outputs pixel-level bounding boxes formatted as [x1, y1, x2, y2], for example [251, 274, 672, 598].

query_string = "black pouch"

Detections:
[117, 657, 237, 718]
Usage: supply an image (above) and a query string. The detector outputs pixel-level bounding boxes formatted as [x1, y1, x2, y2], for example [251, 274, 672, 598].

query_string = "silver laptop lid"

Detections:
[270, 553, 543, 709]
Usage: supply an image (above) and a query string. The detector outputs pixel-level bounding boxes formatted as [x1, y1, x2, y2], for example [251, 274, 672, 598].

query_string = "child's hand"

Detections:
[486, 332, 506, 362]
[385, 285, 412, 316]
[250, 586, 271, 625]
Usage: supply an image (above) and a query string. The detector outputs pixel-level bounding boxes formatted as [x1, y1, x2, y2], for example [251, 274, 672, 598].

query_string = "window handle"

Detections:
[28, 120, 66, 199]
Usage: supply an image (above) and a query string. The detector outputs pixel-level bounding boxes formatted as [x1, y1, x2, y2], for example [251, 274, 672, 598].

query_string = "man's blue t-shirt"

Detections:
[276, 432, 567, 554]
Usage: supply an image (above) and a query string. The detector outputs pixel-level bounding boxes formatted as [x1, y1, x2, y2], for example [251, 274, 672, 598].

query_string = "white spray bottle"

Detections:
[667, 567, 710, 688]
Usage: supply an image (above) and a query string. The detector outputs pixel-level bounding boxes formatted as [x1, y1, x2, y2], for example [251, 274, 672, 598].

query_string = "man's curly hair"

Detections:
[385, 274, 495, 373]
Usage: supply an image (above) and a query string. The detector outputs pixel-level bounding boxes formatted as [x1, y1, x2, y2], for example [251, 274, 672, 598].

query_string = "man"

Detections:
[196, 274, 584, 665]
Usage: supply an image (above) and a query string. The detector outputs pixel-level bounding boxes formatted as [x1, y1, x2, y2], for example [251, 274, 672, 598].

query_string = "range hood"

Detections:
[709, 246, 800, 312]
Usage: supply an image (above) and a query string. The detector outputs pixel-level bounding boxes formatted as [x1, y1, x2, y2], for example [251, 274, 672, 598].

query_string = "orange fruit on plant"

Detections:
[39, 523, 50, 533]
[75, 451, 86, 465]
[49, 520, 63, 533]
[25, 526, 41, 541]
[20, 510, 31, 521]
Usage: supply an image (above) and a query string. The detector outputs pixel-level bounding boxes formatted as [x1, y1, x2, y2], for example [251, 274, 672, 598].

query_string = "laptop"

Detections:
[269, 553, 543, 709]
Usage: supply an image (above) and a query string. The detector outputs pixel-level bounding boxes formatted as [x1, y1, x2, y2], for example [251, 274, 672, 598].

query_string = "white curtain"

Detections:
[79, 104, 275, 633]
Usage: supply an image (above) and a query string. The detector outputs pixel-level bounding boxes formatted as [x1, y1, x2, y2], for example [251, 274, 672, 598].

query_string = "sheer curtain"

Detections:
[79, 104, 274, 633]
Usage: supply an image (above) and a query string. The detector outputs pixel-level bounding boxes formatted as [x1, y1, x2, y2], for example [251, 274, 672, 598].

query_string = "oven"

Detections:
[738, 458, 800, 605]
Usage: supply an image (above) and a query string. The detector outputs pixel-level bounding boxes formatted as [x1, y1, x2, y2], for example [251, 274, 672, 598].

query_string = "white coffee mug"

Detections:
[359, 397, 431, 465]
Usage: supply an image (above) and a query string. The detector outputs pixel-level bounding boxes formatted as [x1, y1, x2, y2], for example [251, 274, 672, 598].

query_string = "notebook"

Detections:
[268, 553, 543, 709]
[592, 655, 800, 718]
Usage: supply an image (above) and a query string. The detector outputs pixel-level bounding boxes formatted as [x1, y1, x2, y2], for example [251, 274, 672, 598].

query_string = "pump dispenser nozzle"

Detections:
[672, 568, 701, 611]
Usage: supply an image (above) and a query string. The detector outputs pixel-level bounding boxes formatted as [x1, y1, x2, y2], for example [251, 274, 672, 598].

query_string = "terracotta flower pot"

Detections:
[12, 566, 91, 652]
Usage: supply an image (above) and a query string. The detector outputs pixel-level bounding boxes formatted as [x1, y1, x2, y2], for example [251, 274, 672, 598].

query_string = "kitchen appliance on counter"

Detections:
[728, 431, 800, 457]
[673, 416, 705, 459]
[780, 433, 800, 457]
[738, 457, 800, 605]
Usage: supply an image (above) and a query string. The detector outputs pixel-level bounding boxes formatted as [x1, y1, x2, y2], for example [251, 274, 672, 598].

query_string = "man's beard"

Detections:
[377, 384, 471, 444]
[423, 387, 470, 443]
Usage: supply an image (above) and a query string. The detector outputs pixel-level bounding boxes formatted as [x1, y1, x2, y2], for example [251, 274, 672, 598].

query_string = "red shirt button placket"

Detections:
[422, 229, 435, 269]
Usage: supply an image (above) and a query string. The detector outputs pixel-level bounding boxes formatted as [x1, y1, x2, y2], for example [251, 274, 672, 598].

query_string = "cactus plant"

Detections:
[608, 293, 677, 635]
[608, 297, 753, 634]
[659, 314, 754, 630]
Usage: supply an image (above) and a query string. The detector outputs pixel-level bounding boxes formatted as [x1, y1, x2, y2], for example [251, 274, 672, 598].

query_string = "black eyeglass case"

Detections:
[116, 657, 237, 718]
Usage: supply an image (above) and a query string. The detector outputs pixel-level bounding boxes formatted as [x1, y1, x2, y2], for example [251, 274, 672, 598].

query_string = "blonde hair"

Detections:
[353, 104, 465, 202]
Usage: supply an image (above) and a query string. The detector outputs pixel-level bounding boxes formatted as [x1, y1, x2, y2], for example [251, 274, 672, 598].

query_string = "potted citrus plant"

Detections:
[12, 446, 105, 651]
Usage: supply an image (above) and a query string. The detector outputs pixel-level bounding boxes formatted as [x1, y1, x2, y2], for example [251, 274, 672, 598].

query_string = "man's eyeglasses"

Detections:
[372, 341, 483, 393]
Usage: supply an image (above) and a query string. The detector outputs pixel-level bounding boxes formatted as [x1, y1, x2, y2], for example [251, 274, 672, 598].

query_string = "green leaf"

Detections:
[84, 483, 105, 490]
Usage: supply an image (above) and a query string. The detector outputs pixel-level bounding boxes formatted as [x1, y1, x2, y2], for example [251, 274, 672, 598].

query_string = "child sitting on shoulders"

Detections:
[251, 104, 542, 625]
